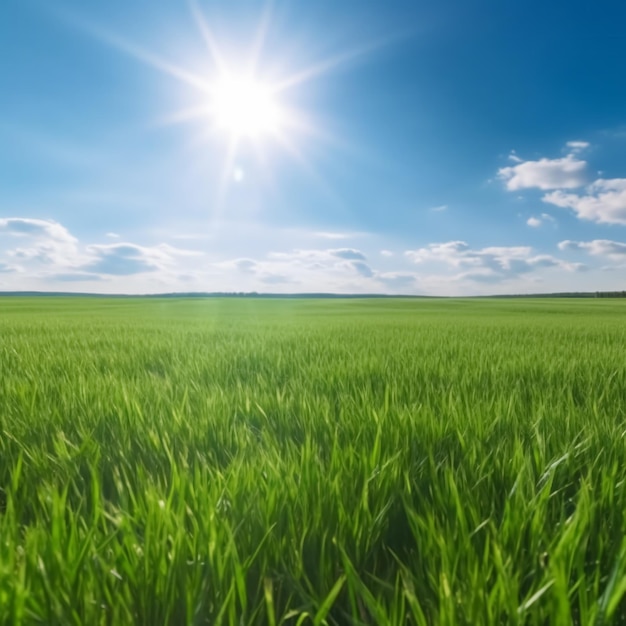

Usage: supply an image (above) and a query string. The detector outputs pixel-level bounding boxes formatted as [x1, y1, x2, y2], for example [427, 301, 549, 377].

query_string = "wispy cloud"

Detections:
[0, 215, 614, 295]
[565, 140, 590, 154]
[217, 248, 373, 289]
[215, 247, 417, 293]
[558, 239, 626, 260]
[216, 258, 258, 274]
[267, 248, 368, 263]
[405, 241, 582, 283]
[0, 217, 205, 285]
[330, 248, 367, 261]
[0, 217, 77, 243]
[81, 243, 203, 276]
[376, 271, 417, 289]
[47, 272, 106, 282]
[82, 243, 167, 276]
[1, 217, 81, 268]
[313, 231, 360, 240]
[258, 273, 296, 285]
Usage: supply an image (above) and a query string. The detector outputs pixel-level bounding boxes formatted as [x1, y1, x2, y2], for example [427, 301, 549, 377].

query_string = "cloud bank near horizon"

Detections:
[1, 215, 624, 296]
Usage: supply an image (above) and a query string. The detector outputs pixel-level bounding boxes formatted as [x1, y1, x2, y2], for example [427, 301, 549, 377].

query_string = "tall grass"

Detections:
[0, 297, 625, 625]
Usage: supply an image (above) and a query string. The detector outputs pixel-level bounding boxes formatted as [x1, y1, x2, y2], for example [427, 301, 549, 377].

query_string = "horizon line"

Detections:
[1, 290, 622, 299]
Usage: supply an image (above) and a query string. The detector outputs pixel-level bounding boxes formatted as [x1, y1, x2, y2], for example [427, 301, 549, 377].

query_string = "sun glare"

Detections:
[212, 76, 281, 137]
[82, 0, 382, 203]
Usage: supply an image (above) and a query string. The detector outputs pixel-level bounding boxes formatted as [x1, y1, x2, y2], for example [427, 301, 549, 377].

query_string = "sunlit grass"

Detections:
[0, 297, 625, 625]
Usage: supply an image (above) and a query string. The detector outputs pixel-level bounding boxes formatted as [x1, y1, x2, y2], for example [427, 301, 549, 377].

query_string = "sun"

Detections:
[79, 0, 384, 201]
[211, 75, 282, 138]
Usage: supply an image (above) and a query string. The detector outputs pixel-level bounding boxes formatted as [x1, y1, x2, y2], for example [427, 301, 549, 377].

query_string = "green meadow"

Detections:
[1, 297, 625, 625]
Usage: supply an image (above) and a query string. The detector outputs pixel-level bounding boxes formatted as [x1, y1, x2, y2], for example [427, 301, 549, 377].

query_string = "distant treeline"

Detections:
[485, 291, 626, 299]
[594, 291, 626, 298]
[0, 291, 425, 299]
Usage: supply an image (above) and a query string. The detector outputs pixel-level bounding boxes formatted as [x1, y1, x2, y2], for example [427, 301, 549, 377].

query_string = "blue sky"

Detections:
[1, 0, 626, 295]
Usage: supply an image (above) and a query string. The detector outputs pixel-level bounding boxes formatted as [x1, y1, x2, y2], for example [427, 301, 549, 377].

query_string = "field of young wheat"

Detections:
[0, 297, 625, 625]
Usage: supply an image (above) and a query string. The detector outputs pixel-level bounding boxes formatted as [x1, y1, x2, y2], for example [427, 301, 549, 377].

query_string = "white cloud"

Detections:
[106, 232, 120, 239]
[558, 239, 626, 259]
[4, 216, 622, 295]
[221, 249, 369, 283]
[405, 241, 471, 266]
[0, 217, 205, 285]
[543, 178, 626, 225]
[526, 213, 555, 228]
[499, 153, 587, 191]
[81, 243, 202, 276]
[215, 257, 303, 287]
[499, 143, 626, 225]
[500, 142, 626, 225]
[215, 247, 415, 293]
[1, 217, 81, 267]
[405, 241, 580, 282]
[267, 248, 367, 269]
[430, 204, 448, 212]
[380, 250, 394, 257]
[267, 248, 368, 263]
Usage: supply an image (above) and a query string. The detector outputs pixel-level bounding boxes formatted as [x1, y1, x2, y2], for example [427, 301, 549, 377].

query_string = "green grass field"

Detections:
[1, 297, 625, 625]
